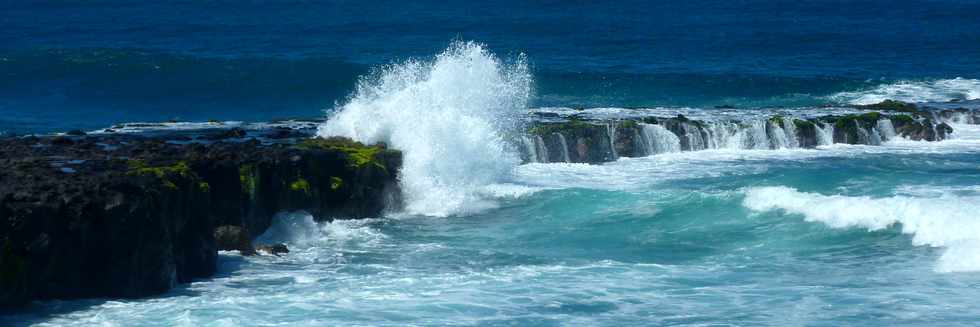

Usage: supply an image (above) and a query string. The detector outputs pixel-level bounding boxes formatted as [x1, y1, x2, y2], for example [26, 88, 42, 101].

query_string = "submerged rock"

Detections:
[214, 225, 254, 255]
[853, 99, 920, 113]
[199, 127, 248, 140]
[255, 243, 289, 256]
[522, 110, 963, 164]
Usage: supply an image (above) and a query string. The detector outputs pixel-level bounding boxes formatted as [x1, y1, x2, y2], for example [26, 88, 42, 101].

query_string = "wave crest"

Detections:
[829, 78, 980, 105]
[743, 186, 980, 272]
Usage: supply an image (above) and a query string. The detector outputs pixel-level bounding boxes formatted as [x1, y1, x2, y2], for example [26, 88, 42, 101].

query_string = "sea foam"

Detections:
[743, 186, 980, 272]
[829, 78, 980, 105]
[318, 41, 532, 217]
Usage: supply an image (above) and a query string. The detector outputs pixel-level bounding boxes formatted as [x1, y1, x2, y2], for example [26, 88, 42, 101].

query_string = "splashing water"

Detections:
[639, 123, 681, 155]
[318, 41, 532, 217]
[829, 78, 980, 105]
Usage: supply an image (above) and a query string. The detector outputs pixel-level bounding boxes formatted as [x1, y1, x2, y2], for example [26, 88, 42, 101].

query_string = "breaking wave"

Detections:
[318, 41, 532, 217]
[743, 186, 980, 272]
[829, 78, 980, 105]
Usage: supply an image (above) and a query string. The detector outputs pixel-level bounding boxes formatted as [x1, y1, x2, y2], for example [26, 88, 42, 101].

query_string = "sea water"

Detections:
[4, 1, 980, 326]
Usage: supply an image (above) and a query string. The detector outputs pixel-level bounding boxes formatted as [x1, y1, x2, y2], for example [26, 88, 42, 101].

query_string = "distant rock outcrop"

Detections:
[521, 106, 967, 164]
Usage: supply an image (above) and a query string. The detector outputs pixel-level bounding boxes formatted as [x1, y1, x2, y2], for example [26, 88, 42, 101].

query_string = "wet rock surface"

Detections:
[522, 102, 975, 164]
[0, 126, 401, 308]
[255, 243, 289, 256]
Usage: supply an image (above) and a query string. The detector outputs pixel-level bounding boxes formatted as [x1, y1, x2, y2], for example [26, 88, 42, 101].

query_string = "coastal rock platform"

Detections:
[0, 125, 401, 307]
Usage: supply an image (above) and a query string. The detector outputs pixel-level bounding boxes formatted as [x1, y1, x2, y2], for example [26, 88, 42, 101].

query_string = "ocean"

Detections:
[3, 1, 980, 326]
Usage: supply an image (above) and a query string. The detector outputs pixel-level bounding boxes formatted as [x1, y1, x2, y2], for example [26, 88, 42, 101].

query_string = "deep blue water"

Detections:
[3, 0, 980, 133]
[4, 2, 980, 326]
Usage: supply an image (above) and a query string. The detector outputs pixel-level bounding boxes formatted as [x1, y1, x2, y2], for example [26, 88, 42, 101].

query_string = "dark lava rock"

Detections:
[214, 225, 254, 255]
[200, 127, 248, 140]
[255, 243, 289, 256]
[524, 112, 955, 164]
[49, 136, 74, 146]
[854, 99, 920, 113]
[168, 135, 193, 142]
[531, 112, 560, 118]
[0, 133, 402, 308]
[263, 127, 301, 139]
[66, 130, 87, 136]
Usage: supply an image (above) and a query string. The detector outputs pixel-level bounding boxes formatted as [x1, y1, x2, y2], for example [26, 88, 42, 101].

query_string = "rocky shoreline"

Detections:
[1, 100, 976, 309]
[0, 128, 401, 308]
[519, 101, 974, 164]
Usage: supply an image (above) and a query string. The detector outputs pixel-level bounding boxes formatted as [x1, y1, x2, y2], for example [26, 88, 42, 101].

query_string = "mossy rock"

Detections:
[792, 119, 815, 129]
[128, 160, 191, 178]
[330, 176, 344, 191]
[834, 117, 856, 129]
[289, 177, 311, 194]
[296, 137, 386, 170]
[620, 120, 639, 129]
[891, 114, 915, 124]
[859, 111, 881, 122]
[768, 115, 785, 125]
[528, 118, 592, 136]
[834, 112, 881, 129]
[239, 164, 257, 195]
[855, 100, 919, 113]
[127, 160, 192, 189]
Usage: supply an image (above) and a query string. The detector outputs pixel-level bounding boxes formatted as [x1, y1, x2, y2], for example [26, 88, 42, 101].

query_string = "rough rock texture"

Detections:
[0, 132, 401, 308]
[524, 109, 960, 164]
[214, 225, 254, 255]
[255, 243, 289, 256]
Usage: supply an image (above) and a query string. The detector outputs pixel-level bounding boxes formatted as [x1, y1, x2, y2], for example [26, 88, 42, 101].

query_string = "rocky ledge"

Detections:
[521, 101, 970, 164]
[0, 128, 401, 308]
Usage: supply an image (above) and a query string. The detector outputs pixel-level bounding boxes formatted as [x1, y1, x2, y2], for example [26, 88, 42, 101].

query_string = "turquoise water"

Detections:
[10, 132, 980, 325]
[4, 5, 980, 321]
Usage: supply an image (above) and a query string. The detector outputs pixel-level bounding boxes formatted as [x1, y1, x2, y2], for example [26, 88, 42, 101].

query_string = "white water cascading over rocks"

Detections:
[534, 135, 550, 163]
[939, 110, 978, 124]
[869, 127, 883, 145]
[749, 120, 771, 150]
[815, 122, 835, 145]
[555, 133, 572, 162]
[768, 120, 790, 149]
[854, 120, 873, 145]
[781, 119, 800, 148]
[522, 111, 957, 164]
[521, 136, 539, 163]
[877, 119, 897, 141]
[639, 123, 681, 155]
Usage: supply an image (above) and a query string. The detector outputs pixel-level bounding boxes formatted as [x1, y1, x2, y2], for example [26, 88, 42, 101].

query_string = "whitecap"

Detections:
[743, 186, 980, 272]
[829, 78, 980, 105]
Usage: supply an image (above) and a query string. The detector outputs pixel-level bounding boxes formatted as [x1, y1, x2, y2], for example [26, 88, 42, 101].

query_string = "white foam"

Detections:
[743, 186, 980, 272]
[516, 124, 980, 192]
[638, 123, 681, 154]
[256, 212, 387, 252]
[830, 78, 980, 105]
[532, 106, 868, 122]
[318, 41, 532, 217]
